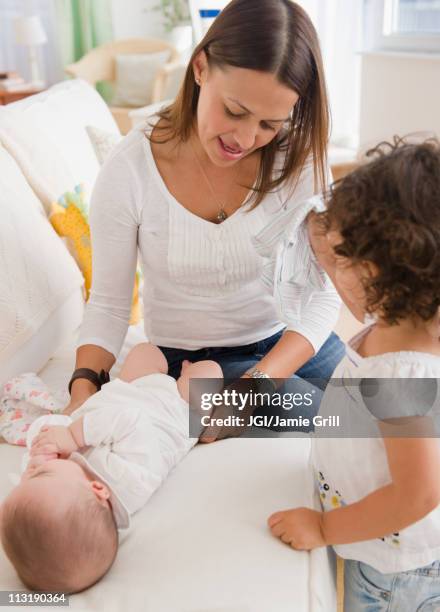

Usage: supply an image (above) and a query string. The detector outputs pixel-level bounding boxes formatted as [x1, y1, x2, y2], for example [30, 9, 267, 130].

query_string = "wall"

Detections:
[111, 0, 165, 40]
[359, 51, 440, 148]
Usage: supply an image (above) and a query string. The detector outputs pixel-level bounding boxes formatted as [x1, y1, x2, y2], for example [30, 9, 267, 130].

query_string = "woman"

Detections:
[66, 0, 345, 439]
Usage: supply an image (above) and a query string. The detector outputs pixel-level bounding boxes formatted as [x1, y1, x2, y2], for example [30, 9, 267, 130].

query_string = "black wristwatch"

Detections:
[68, 368, 110, 395]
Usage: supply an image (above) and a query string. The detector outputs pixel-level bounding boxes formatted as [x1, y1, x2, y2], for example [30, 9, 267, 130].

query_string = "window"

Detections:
[365, 0, 440, 52]
[386, 0, 440, 34]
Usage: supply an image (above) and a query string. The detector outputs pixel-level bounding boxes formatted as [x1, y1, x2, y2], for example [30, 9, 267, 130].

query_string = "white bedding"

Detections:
[0, 327, 336, 612]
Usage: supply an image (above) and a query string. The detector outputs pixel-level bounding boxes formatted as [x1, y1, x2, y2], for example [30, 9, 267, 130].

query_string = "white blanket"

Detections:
[0, 327, 336, 612]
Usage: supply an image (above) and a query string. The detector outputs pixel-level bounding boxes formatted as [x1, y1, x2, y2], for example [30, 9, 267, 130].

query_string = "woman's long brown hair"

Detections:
[148, 0, 330, 207]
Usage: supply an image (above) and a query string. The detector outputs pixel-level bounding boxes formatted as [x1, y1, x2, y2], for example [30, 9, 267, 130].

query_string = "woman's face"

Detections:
[193, 52, 299, 166]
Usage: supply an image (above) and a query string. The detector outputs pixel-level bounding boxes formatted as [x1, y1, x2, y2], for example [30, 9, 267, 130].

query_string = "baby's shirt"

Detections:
[25, 374, 194, 529]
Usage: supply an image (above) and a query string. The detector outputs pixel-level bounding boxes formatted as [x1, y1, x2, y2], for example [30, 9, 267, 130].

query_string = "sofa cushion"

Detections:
[0, 144, 84, 386]
[0, 79, 120, 215]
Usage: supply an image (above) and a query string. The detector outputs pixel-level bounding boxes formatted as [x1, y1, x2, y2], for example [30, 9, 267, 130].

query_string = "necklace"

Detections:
[190, 137, 241, 223]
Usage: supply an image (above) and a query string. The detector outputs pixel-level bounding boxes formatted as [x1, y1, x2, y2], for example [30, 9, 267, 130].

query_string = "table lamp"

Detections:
[13, 15, 47, 88]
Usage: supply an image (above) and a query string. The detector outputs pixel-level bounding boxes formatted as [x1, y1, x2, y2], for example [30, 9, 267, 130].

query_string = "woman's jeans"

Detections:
[160, 329, 344, 381]
[159, 330, 345, 431]
[344, 559, 440, 611]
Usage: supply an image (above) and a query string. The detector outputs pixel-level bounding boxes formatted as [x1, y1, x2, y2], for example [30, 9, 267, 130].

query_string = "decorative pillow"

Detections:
[50, 185, 141, 325]
[85, 125, 123, 165]
[111, 51, 171, 108]
[0, 145, 84, 386]
[0, 79, 120, 215]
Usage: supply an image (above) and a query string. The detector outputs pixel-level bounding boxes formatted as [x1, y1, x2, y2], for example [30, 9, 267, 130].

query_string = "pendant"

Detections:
[217, 209, 228, 222]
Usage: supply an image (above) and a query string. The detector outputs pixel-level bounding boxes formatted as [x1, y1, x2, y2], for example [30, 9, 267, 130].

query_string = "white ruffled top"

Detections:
[313, 325, 440, 573]
[78, 118, 340, 356]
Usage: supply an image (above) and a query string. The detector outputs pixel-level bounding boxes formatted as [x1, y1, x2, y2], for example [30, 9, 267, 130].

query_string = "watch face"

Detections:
[252, 376, 275, 395]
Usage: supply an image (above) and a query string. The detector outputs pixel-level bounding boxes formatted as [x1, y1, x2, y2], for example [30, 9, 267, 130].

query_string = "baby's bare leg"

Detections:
[176, 360, 223, 404]
[119, 343, 168, 382]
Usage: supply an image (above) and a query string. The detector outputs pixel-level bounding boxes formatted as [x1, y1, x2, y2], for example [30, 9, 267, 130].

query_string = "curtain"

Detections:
[296, 0, 365, 148]
[54, 0, 114, 100]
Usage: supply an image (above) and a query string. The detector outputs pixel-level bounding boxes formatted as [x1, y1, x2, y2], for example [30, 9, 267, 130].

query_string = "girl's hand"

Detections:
[30, 425, 79, 458]
[268, 507, 326, 550]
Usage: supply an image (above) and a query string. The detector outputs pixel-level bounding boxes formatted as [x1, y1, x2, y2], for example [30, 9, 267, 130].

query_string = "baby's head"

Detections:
[0, 458, 118, 593]
[320, 138, 440, 328]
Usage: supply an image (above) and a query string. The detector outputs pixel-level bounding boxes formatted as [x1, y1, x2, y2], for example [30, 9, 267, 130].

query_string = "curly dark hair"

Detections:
[320, 138, 440, 325]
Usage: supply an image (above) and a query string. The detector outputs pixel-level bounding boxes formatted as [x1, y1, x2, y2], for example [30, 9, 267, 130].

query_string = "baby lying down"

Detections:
[0, 343, 222, 593]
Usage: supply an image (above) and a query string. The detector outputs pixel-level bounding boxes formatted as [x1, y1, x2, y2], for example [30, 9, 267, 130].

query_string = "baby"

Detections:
[0, 343, 222, 593]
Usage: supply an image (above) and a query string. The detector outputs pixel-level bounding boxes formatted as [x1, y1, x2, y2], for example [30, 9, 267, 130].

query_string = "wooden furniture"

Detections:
[329, 145, 360, 182]
[0, 87, 44, 105]
[65, 38, 180, 134]
[331, 160, 360, 182]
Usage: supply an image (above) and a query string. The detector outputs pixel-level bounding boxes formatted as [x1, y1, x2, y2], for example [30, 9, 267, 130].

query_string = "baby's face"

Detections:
[21, 457, 88, 484]
[2, 459, 111, 521]
[0, 460, 89, 531]
[12, 459, 92, 514]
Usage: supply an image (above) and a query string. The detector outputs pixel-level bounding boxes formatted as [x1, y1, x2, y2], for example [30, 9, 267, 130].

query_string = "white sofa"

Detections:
[0, 79, 336, 612]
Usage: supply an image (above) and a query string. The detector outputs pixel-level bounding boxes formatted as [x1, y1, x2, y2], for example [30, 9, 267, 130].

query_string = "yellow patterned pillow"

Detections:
[50, 185, 140, 325]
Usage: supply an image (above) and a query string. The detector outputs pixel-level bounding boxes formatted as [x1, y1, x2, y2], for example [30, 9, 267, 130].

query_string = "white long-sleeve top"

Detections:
[78, 119, 341, 357]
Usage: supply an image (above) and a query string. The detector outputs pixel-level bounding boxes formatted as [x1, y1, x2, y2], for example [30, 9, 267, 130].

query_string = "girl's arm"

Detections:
[269, 420, 440, 549]
[322, 423, 440, 544]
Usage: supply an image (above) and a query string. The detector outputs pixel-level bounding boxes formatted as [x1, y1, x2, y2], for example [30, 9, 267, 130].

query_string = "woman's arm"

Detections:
[254, 215, 341, 380]
[65, 344, 116, 415]
[307, 211, 365, 323]
[253, 330, 314, 382]
[65, 145, 141, 413]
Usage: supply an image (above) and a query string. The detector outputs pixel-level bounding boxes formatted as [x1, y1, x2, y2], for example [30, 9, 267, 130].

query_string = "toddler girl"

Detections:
[268, 139, 440, 611]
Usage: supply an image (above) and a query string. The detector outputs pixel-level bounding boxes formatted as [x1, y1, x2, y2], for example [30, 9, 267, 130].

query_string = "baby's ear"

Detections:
[90, 481, 111, 502]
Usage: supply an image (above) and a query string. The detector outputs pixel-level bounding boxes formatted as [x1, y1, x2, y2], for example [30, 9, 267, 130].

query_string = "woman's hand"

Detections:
[268, 507, 326, 551]
[63, 378, 96, 415]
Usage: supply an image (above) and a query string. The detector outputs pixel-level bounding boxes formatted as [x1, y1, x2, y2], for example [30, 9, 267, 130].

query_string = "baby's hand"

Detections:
[268, 507, 326, 551]
[31, 426, 78, 459]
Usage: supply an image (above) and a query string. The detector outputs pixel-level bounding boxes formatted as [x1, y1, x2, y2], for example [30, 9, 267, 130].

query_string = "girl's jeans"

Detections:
[344, 559, 440, 611]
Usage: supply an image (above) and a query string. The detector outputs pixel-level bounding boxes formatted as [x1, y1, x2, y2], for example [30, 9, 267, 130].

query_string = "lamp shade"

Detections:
[13, 15, 47, 46]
